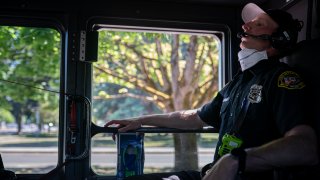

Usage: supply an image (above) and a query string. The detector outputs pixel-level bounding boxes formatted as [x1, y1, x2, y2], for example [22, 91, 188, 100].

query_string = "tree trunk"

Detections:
[16, 114, 22, 135]
[173, 133, 199, 171]
[11, 102, 22, 135]
[35, 108, 42, 133]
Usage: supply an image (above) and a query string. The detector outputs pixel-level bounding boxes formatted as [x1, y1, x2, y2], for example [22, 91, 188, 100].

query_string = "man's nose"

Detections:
[242, 22, 251, 31]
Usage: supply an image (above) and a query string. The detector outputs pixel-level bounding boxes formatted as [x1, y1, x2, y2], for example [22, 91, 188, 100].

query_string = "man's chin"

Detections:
[239, 43, 246, 49]
[240, 42, 256, 50]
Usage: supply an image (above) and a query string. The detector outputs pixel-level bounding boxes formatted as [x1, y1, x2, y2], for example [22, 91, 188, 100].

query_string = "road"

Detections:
[1, 150, 215, 169]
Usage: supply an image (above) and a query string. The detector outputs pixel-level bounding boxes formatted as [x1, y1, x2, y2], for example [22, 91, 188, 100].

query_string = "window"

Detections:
[0, 26, 61, 174]
[91, 26, 221, 175]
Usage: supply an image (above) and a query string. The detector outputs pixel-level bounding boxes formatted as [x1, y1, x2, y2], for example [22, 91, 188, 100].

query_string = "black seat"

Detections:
[284, 38, 320, 87]
[283, 38, 320, 179]
[284, 38, 320, 128]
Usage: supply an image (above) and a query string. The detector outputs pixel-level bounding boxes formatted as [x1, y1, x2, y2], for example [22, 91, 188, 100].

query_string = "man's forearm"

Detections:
[245, 125, 318, 172]
[138, 110, 206, 130]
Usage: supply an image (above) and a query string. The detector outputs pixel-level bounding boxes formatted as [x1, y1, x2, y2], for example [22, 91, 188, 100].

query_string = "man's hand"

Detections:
[202, 154, 238, 180]
[104, 119, 142, 132]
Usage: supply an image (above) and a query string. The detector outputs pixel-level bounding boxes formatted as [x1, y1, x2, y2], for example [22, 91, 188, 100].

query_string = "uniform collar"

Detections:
[247, 58, 280, 76]
[234, 58, 280, 77]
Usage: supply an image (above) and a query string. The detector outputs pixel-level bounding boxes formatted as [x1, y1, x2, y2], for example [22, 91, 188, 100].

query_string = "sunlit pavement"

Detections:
[0, 147, 214, 153]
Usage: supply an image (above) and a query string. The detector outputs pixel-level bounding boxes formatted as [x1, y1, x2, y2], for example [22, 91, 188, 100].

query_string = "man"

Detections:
[105, 3, 318, 180]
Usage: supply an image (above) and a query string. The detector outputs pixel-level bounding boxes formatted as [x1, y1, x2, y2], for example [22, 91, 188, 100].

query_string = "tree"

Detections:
[0, 108, 14, 124]
[93, 83, 161, 124]
[94, 31, 219, 170]
[0, 26, 60, 134]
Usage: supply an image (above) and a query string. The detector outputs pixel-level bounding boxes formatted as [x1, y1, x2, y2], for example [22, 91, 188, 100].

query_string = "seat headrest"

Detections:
[284, 38, 320, 136]
[284, 38, 320, 84]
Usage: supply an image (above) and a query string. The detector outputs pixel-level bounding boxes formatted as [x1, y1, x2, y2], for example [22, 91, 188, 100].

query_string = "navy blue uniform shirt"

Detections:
[197, 59, 309, 178]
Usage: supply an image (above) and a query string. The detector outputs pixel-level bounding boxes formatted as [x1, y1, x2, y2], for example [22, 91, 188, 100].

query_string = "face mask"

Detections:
[238, 48, 268, 71]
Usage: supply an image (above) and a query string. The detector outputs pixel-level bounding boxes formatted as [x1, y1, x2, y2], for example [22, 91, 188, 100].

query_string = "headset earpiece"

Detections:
[270, 27, 294, 50]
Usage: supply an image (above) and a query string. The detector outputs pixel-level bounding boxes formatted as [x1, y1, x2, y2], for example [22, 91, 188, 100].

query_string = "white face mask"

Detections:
[238, 48, 268, 71]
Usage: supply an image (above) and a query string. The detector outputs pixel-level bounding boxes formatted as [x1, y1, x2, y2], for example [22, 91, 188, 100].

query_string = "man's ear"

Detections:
[266, 47, 279, 57]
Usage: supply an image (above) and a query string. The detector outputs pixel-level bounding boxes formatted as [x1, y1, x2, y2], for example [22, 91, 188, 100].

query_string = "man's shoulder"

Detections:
[260, 62, 306, 89]
[268, 61, 302, 75]
[270, 63, 306, 90]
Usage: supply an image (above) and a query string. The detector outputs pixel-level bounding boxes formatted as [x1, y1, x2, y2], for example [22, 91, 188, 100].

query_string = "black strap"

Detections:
[200, 98, 250, 179]
[229, 70, 266, 135]
[230, 97, 250, 134]
[231, 148, 247, 177]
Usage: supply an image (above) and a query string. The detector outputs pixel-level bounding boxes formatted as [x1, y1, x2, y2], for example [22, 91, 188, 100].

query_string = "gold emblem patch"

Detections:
[278, 71, 305, 89]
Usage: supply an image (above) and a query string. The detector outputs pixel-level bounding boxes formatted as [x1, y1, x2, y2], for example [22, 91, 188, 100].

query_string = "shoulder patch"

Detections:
[278, 71, 305, 89]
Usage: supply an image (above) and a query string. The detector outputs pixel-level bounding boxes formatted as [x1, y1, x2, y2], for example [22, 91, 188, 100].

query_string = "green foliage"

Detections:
[39, 98, 59, 125]
[0, 108, 15, 123]
[0, 26, 61, 126]
[93, 82, 161, 124]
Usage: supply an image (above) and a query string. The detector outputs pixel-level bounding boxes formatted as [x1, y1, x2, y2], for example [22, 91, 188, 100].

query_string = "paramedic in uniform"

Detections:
[105, 3, 318, 180]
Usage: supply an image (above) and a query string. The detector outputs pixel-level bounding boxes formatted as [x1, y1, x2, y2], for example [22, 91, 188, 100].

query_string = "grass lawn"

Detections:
[0, 133, 58, 147]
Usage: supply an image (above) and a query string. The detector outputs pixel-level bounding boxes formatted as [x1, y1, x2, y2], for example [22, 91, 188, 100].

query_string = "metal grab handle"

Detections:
[91, 123, 218, 137]
[67, 95, 91, 160]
